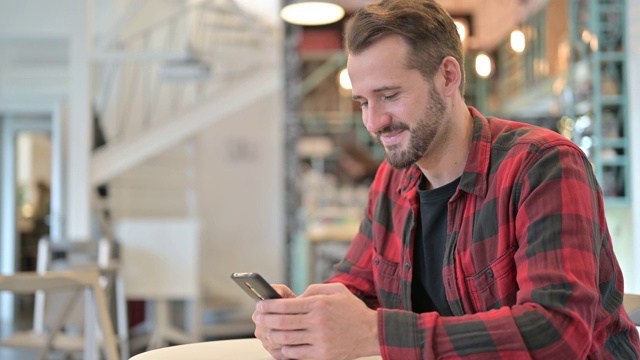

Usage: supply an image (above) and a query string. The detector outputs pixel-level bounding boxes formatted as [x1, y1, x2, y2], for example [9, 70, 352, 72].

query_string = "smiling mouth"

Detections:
[376, 123, 409, 146]
[379, 130, 405, 145]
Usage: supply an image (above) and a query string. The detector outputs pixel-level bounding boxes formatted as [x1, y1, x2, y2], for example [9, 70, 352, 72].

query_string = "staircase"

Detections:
[91, 0, 280, 188]
[88, 0, 283, 343]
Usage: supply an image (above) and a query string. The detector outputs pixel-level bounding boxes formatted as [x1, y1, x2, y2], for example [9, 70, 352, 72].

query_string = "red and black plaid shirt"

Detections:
[326, 107, 640, 359]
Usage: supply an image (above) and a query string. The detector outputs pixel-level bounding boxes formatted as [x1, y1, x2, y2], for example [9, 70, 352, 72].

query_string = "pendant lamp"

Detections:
[280, 1, 345, 26]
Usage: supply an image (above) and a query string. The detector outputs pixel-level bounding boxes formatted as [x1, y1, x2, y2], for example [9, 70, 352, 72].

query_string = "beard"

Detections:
[376, 84, 448, 169]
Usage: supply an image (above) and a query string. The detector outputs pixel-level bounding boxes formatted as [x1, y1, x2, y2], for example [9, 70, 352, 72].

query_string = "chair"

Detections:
[116, 218, 251, 352]
[117, 219, 200, 351]
[0, 269, 119, 360]
[34, 237, 130, 359]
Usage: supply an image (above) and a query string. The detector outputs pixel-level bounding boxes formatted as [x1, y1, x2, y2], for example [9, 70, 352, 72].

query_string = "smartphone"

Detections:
[231, 272, 282, 301]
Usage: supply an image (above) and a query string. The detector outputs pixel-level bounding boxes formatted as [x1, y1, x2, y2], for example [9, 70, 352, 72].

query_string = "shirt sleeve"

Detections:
[325, 212, 381, 310]
[377, 143, 637, 359]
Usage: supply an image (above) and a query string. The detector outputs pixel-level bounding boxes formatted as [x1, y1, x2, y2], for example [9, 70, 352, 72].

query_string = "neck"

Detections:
[416, 102, 473, 189]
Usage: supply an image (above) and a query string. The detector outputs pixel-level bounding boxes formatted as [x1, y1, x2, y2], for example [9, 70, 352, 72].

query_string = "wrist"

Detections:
[361, 308, 381, 357]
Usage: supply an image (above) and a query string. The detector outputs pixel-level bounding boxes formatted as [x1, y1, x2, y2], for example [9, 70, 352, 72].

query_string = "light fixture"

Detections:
[280, 1, 345, 26]
[510, 29, 526, 53]
[453, 19, 468, 42]
[338, 68, 351, 90]
[475, 53, 492, 78]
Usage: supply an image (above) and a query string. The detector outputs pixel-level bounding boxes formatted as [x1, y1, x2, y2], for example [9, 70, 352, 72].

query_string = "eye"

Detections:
[358, 101, 368, 108]
[383, 93, 398, 101]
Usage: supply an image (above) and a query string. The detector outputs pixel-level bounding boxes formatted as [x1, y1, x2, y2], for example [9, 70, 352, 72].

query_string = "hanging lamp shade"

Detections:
[280, 1, 345, 26]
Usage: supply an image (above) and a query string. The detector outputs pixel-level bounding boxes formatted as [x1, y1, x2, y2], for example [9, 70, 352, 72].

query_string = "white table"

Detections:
[130, 338, 382, 359]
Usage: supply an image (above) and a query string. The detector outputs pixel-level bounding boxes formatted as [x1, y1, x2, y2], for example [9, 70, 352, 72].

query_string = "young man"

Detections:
[252, 0, 640, 359]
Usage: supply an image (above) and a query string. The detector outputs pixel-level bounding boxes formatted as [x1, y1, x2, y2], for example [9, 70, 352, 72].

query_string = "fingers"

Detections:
[272, 284, 297, 298]
[281, 344, 314, 360]
[255, 311, 308, 331]
[267, 329, 311, 346]
[258, 296, 313, 315]
[255, 316, 288, 359]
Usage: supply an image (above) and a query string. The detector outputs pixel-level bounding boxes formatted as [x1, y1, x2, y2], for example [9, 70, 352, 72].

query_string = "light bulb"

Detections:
[454, 20, 467, 42]
[475, 53, 492, 78]
[338, 68, 351, 90]
[510, 30, 525, 53]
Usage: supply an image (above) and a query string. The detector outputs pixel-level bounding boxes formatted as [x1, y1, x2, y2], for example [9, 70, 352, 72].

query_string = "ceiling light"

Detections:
[475, 53, 492, 78]
[454, 19, 468, 42]
[338, 68, 351, 90]
[510, 29, 526, 53]
[280, 1, 345, 26]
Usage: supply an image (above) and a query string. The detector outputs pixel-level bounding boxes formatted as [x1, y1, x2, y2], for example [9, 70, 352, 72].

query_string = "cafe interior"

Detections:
[1, 0, 639, 358]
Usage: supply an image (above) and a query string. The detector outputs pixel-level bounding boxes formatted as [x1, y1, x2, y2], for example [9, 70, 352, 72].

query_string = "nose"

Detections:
[363, 103, 391, 134]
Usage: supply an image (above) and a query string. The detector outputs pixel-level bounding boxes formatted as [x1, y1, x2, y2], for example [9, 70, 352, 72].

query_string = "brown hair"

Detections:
[345, 0, 465, 95]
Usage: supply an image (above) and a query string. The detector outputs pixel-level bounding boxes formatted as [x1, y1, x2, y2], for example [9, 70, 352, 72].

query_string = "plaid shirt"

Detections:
[327, 107, 640, 359]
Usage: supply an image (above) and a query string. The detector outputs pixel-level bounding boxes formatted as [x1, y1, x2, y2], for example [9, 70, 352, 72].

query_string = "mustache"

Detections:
[376, 122, 410, 137]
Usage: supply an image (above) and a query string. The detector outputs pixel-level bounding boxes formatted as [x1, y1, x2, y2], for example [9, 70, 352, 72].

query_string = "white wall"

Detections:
[196, 90, 285, 314]
[626, 0, 640, 294]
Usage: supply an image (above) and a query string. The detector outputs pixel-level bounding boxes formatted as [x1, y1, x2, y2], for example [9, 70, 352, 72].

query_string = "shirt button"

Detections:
[374, 258, 379, 265]
[404, 262, 411, 270]
[487, 269, 494, 278]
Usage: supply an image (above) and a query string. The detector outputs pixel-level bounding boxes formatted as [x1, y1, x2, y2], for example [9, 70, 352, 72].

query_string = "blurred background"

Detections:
[0, 0, 638, 357]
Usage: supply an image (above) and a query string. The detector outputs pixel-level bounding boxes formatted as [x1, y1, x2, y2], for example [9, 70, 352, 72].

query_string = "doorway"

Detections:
[0, 113, 53, 326]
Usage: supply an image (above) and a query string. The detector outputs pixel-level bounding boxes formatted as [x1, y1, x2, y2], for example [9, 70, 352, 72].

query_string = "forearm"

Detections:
[377, 303, 593, 360]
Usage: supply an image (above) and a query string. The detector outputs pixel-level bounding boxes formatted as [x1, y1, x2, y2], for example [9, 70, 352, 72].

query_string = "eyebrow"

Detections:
[352, 85, 402, 101]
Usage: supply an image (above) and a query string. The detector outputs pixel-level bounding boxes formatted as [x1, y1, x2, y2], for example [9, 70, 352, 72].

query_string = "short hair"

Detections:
[345, 0, 465, 95]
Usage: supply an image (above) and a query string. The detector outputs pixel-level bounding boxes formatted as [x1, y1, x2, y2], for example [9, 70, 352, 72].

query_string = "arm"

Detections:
[324, 213, 381, 309]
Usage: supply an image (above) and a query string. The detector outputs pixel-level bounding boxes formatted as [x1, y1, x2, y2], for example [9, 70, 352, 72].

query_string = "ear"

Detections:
[438, 56, 462, 98]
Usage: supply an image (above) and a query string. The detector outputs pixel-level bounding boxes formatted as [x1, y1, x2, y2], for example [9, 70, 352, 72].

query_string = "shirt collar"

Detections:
[457, 106, 492, 199]
[400, 106, 492, 199]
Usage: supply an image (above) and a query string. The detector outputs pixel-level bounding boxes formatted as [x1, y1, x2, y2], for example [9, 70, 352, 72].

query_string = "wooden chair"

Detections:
[0, 269, 118, 360]
[33, 237, 130, 359]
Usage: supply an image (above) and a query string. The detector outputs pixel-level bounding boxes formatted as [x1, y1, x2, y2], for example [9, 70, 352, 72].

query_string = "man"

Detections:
[252, 0, 640, 359]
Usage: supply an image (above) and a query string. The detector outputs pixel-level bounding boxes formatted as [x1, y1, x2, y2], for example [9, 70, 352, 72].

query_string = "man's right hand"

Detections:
[252, 284, 297, 359]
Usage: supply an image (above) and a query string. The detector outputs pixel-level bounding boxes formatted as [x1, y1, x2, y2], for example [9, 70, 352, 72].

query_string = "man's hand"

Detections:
[253, 283, 379, 360]
[252, 284, 297, 359]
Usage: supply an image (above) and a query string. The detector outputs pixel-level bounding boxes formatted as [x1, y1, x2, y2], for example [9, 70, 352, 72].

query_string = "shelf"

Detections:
[569, 0, 629, 204]
[599, 52, 625, 62]
[601, 95, 624, 106]
[601, 138, 628, 148]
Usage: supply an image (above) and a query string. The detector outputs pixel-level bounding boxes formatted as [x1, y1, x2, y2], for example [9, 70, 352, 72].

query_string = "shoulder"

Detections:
[487, 117, 577, 153]
[483, 117, 587, 172]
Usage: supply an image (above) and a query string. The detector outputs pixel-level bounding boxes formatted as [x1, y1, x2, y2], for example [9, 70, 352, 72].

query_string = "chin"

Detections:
[384, 154, 415, 170]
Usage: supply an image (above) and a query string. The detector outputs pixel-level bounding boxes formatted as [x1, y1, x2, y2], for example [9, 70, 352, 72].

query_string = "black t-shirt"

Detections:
[411, 175, 460, 315]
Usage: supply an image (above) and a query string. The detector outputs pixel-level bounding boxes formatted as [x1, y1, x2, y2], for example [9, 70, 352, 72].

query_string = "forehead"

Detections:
[347, 35, 419, 93]
[347, 34, 409, 72]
